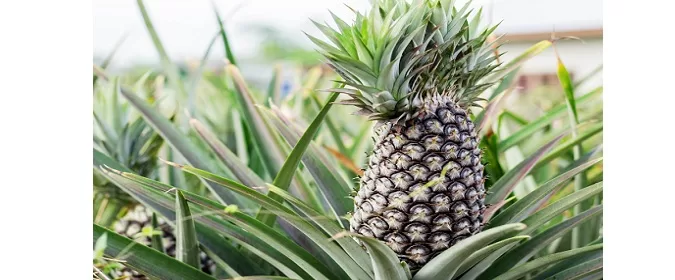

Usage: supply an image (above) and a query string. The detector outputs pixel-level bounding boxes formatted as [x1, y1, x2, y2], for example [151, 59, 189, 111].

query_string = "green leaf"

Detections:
[491, 244, 603, 280]
[476, 81, 516, 134]
[265, 184, 373, 277]
[189, 118, 266, 189]
[532, 124, 603, 170]
[94, 148, 131, 173]
[497, 87, 602, 152]
[537, 257, 603, 280]
[150, 213, 165, 253]
[486, 132, 567, 205]
[94, 34, 128, 85]
[455, 235, 531, 278]
[489, 157, 603, 227]
[196, 223, 262, 276]
[261, 105, 352, 218]
[166, 164, 372, 280]
[213, 4, 237, 65]
[556, 49, 590, 249]
[109, 79, 241, 205]
[413, 223, 526, 280]
[175, 190, 200, 268]
[352, 235, 407, 280]
[93, 224, 216, 280]
[485, 40, 552, 84]
[101, 167, 333, 280]
[532, 249, 602, 279]
[488, 67, 520, 101]
[311, 94, 348, 155]
[257, 92, 340, 225]
[557, 54, 579, 124]
[521, 182, 603, 234]
[94, 232, 107, 260]
[187, 31, 220, 115]
[226, 65, 289, 206]
[482, 206, 603, 279]
[573, 64, 603, 89]
[136, 0, 187, 97]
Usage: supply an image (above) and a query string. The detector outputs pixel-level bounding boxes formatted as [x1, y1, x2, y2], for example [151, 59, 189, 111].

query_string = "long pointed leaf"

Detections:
[101, 167, 333, 280]
[98, 74, 241, 205]
[261, 105, 352, 218]
[531, 249, 603, 280]
[497, 87, 602, 152]
[521, 182, 603, 234]
[213, 4, 237, 65]
[455, 235, 530, 278]
[136, 0, 187, 97]
[258, 92, 340, 225]
[413, 223, 526, 280]
[489, 157, 603, 227]
[93, 224, 215, 280]
[175, 190, 200, 268]
[170, 164, 372, 280]
[352, 235, 407, 280]
[491, 244, 603, 280]
[189, 118, 266, 189]
[486, 132, 567, 205]
[484, 40, 552, 84]
[482, 206, 603, 278]
[150, 213, 165, 253]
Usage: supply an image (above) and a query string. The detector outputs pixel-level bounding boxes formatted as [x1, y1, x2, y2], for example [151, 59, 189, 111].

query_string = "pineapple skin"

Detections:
[350, 95, 487, 269]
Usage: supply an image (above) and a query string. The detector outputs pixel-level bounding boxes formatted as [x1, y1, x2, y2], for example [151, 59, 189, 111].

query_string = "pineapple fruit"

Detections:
[112, 205, 216, 279]
[310, 0, 499, 269]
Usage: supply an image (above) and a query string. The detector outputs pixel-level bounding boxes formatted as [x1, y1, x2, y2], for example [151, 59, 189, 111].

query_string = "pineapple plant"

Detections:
[93, 0, 603, 279]
[308, 0, 498, 268]
[93, 81, 218, 279]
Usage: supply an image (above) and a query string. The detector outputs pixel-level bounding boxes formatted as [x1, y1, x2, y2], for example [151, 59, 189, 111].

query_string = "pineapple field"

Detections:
[93, 0, 603, 279]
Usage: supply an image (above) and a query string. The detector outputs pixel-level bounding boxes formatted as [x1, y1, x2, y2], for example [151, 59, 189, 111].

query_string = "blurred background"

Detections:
[93, 0, 602, 94]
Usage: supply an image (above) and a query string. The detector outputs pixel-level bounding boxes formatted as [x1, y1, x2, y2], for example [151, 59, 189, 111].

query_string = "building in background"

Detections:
[488, 0, 603, 94]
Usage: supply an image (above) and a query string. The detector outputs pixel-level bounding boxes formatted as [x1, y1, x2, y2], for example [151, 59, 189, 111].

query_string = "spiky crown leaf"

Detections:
[309, 0, 501, 121]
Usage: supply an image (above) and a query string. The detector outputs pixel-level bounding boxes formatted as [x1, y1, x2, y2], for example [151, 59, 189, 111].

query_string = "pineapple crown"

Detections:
[308, 0, 501, 122]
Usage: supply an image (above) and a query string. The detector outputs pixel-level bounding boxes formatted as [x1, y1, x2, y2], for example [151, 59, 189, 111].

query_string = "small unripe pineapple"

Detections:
[112, 205, 215, 279]
[310, 0, 499, 269]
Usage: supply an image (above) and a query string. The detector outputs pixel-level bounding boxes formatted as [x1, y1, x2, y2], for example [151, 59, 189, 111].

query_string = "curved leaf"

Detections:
[257, 92, 340, 225]
[171, 164, 372, 280]
[93, 224, 216, 280]
[482, 206, 603, 278]
[532, 249, 602, 280]
[521, 182, 603, 234]
[491, 244, 603, 280]
[497, 87, 602, 152]
[261, 105, 352, 218]
[489, 157, 602, 227]
[413, 223, 526, 280]
[353, 235, 408, 280]
[98, 166, 327, 280]
[455, 235, 530, 278]
[486, 132, 567, 205]
[189, 118, 266, 189]
[534, 257, 602, 280]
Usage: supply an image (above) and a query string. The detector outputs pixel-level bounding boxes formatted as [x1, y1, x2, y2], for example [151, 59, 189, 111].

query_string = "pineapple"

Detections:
[111, 205, 216, 279]
[310, 0, 499, 269]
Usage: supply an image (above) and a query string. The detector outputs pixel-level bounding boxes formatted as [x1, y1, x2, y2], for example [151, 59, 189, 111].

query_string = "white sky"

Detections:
[93, 0, 602, 68]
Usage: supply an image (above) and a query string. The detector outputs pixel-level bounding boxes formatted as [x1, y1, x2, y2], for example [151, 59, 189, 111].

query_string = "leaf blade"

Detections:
[93, 224, 216, 280]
